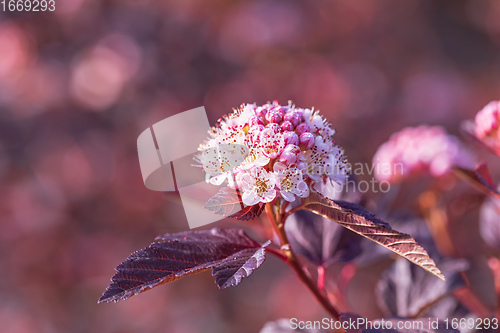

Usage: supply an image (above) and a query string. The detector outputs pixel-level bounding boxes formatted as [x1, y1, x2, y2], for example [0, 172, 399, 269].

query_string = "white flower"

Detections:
[273, 162, 309, 202]
[323, 151, 349, 184]
[236, 126, 270, 170]
[236, 167, 276, 206]
[314, 135, 335, 155]
[197, 144, 249, 186]
[296, 137, 348, 184]
[303, 109, 335, 137]
[215, 127, 246, 145]
[238, 150, 270, 170]
[219, 103, 255, 130]
[259, 128, 285, 159]
[297, 150, 324, 182]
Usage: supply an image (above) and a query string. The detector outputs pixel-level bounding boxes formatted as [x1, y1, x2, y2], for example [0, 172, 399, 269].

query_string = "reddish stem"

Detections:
[317, 265, 326, 291]
[265, 246, 288, 261]
[265, 203, 340, 320]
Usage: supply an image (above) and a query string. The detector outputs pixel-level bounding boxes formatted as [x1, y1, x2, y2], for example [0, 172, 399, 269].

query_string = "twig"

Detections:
[317, 265, 326, 291]
[283, 201, 309, 221]
[265, 246, 288, 262]
[265, 203, 341, 320]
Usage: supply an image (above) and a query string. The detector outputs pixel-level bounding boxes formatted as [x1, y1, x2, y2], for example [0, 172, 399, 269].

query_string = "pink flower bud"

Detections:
[266, 123, 280, 133]
[280, 120, 294, 131]
[296, 123, 309, 136]
[284, 111, 301, 127]
[266, 110, 283, 124]
[279, 144, 300, 165]
[277, 106, 288, 116]
[256, 106, 267, 118]
[284, 144, 301, 154]
[249, 116, 264, 127]
[283, 131, 299, 145]
[300, 132, 315, 149]
[279, 150, 297, 165]
[250, 124, 265, 133]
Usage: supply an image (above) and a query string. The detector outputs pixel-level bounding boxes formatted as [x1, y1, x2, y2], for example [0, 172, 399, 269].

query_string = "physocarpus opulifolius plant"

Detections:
[100, 100, 444, 325]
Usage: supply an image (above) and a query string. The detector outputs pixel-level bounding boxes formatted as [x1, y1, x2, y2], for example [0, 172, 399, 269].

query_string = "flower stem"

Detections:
[265, 203, 340, 320]
[317, 265, 326, 291]
[283, 202, 309, 221]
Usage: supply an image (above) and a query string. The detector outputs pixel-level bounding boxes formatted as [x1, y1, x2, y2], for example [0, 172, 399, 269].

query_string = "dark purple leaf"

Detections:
[285, 210, 362, 267]
[376, 257, 467, 318]
[375, 218, 472, 320]
[333, 200, 391, 228]
[301, 191, 444, 280]
[212, 239, 270, 289]
[228, 203, 265, 221]
[99, 228, 270, 303]
[453, 163, 499, 199]
[461, 120, 500, 157]
[480, 196, 500, 250]
[351, 213, 422, 267]
[204, 187, 265, 221]
[340, 313, 459, 333]
[354, 215, 447, 267]
[426, 297, 471, 324]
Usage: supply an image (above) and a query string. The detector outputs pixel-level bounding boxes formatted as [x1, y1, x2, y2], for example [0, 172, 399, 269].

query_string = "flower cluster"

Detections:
[372, 125, 475, 183]
[473, 100, 500, 155]
[197, 101, 349, 206]
[475, 100, 500, 140]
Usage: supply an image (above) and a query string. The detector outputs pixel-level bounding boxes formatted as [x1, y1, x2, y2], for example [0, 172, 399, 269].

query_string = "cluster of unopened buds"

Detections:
[196, 101, 349, 206]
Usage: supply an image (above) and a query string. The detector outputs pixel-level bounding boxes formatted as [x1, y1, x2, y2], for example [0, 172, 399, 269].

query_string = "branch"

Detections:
[265, 203, 341, 319]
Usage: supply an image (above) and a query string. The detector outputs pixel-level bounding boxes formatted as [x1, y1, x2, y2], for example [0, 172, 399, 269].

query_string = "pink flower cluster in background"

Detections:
[373, 125, 475, 183]
[473, 100, 500, 156]
[197, 101, 349, 206]
[475, 100, 500, 140]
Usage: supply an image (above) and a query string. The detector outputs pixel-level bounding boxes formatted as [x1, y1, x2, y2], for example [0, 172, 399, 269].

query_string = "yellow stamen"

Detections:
[254, 179, 268, 194]
[281, 178, 293, 192]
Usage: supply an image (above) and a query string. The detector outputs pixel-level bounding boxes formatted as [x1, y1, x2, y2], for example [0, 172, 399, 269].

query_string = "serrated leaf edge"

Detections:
[302, 193, 445, 281]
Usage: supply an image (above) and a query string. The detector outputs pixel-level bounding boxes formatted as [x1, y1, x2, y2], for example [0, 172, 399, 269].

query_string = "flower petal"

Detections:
[242, 190, 259, 206]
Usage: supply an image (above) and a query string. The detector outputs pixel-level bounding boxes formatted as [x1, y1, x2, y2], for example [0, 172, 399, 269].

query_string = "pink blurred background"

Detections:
[1, 1, 500, 332]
